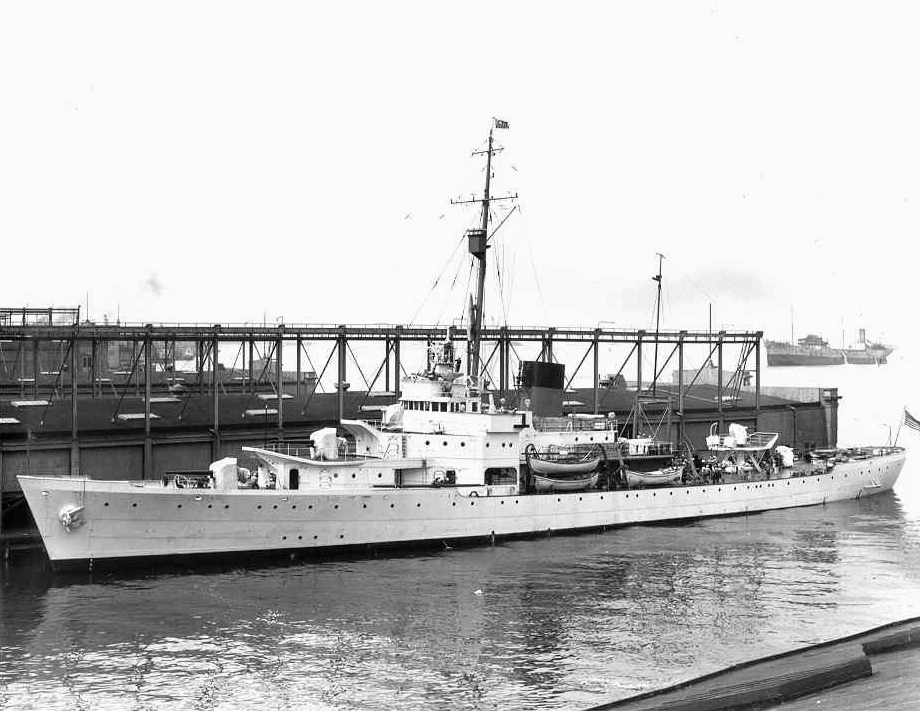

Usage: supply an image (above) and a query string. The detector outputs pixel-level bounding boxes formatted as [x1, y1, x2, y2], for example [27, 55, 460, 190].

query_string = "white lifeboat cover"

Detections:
[383, 403, 403, 426]
[775, 445, 795, 467]
[728, 423, 748, 445]
[209, 457, 239, 490]
[312, 427, 339, 460]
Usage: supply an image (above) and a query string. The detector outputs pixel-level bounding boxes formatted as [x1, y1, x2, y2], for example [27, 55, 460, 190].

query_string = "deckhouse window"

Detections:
[471, 402, 478, 412]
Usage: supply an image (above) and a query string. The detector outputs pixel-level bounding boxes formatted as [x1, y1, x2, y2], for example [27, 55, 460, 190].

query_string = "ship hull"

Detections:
[767, 352, 846, 366]
[18, 451, 905, 570]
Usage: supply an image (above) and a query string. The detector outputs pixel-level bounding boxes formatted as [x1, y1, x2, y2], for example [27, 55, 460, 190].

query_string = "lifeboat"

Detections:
[525, 444, 603, 491]
[624, 466, 684, 488]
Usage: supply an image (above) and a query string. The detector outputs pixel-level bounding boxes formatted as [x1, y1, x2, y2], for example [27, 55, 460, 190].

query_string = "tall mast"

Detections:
[651, 253, 664, 396]
[452, 120, 514, 381]
[469, 129, 494, 380]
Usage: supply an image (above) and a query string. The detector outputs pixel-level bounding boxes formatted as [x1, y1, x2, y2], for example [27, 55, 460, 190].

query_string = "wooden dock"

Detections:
[586, 617, 920, 711]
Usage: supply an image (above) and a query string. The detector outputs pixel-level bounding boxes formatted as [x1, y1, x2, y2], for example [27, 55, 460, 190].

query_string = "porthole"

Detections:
[500, 500, 505, 505]
[390, 503, 395, 508]
[515, 499, 519, 504]
[292, 505, 297, 510]
[416, 503, 421, 508]
[352, 473, 356, 479]
[575, 437, 579, 442]
[333, 473, 338, 478]
[501, 443, 506, 448]
[104, 502, 109, 507]
[509, 443, 513, 448]
[461, 442, 466, 447]
[258, 505, 262, 509]
[557, 497, 561, 502]
[452, 502, 456, 507]
[208, 504, 213, 509]
[308, 504, 313, 509]
[273, 505, 278, 509]
[579, 497, 583, 501]
[282, 536, 287, 540]
[177, 504, 183, 508]
[471, 501, 475, 506]
[425, 440, 430, 445]
[443, 441, 448, 447]
[224, 504, 229, 509]
[339, 534, 344, 539]
[334, 504, 339, 509]
[362, 504, 367, 509]
[313, 534, 318, 540]
[132, 503, 137, 508]
[653, 493, 656, 497]
[486, 443, 490, 447]
[298, 535, 302, 540]
[669, 492, 673, 496]
[378, 473, 382, 478]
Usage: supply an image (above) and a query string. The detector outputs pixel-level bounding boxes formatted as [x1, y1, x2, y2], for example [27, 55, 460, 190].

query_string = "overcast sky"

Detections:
[3, 2, 918, 353]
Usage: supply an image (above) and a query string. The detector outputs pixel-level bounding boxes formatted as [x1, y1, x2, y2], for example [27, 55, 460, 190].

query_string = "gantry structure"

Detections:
[1, 309, 763, 465]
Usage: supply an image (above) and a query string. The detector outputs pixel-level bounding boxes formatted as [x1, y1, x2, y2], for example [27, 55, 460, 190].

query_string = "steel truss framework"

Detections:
[0, 323, 762, 479]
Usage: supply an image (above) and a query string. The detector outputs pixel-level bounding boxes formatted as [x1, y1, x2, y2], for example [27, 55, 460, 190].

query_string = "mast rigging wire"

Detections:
[407, 231, 468, 326]
[519, 204, 549, 323]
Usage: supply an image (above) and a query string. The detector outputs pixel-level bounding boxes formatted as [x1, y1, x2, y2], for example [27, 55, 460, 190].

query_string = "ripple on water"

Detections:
[2, 476, 920, 710]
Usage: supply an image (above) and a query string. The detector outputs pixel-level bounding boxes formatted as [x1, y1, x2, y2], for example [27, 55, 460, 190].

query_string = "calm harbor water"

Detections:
[2, 358, 920, 711]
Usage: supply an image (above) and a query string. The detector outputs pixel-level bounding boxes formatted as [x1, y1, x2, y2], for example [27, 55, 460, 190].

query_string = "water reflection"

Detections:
[2, 481, 920, 711]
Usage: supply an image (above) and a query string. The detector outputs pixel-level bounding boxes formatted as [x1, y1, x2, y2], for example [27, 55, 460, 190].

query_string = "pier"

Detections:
[587, 617, 920, 710]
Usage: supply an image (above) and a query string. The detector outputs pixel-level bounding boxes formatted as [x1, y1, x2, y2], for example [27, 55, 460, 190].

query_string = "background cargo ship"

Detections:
[767, 330, 893, 366]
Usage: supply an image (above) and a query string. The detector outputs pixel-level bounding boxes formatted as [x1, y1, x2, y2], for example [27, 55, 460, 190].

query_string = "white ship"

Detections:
[16, 123, 908, 571]
[16, 384, 907, 570]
